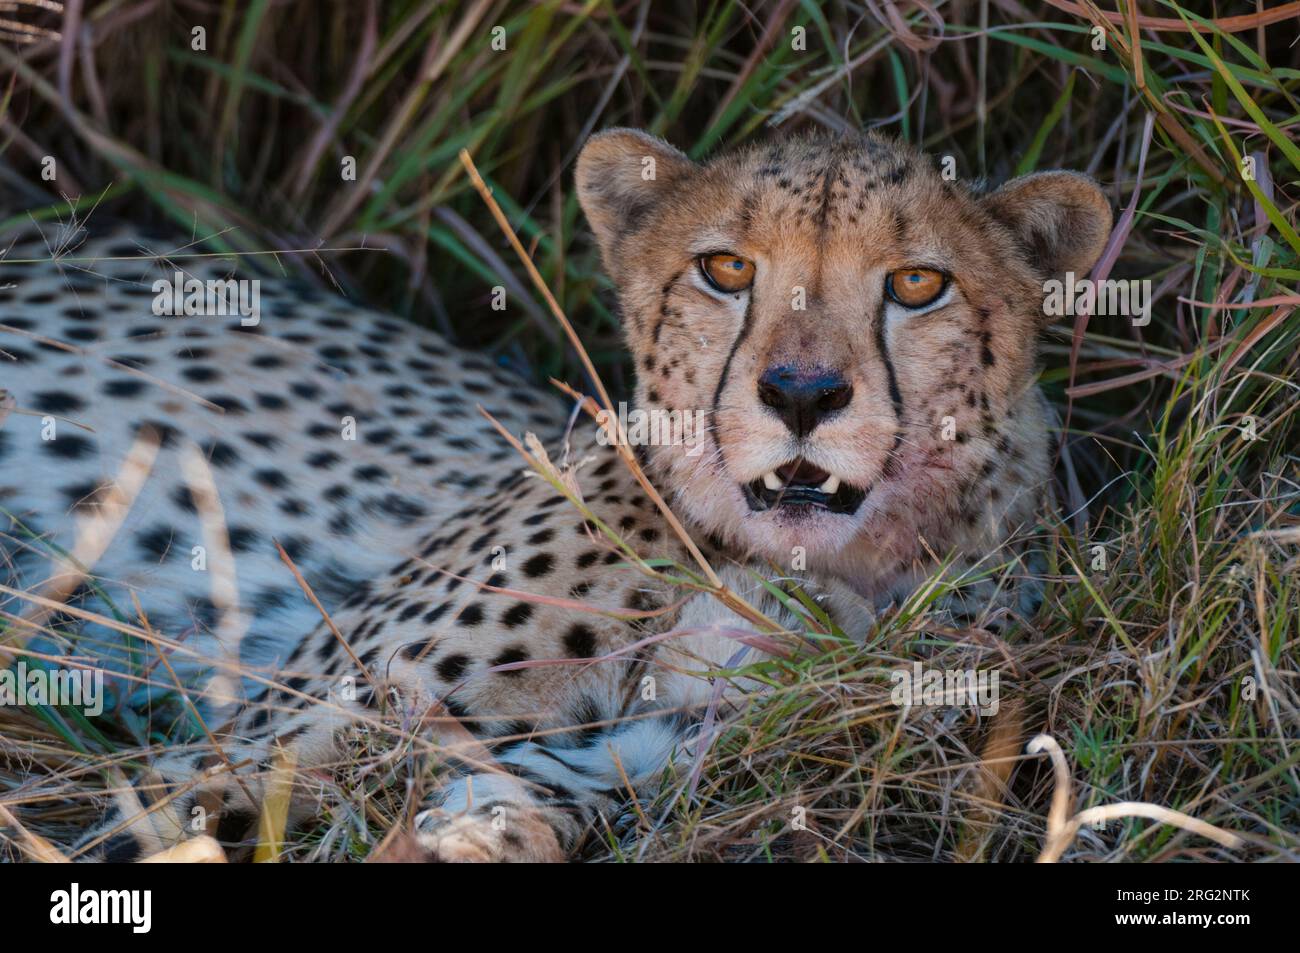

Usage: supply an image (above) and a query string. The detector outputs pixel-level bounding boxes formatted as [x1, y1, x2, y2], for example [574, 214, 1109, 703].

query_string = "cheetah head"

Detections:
[576, 129, 1111, 565]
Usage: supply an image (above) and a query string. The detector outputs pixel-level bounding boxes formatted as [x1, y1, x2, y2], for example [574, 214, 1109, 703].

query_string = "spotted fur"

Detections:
[1, 128, 1110, 862]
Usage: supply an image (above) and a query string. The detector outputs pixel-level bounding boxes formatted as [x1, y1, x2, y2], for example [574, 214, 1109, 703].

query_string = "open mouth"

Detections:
[742, 458, 867, 515]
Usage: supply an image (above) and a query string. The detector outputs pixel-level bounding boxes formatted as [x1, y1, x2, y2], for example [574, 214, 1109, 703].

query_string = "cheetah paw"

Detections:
[413, 807, 563, 863]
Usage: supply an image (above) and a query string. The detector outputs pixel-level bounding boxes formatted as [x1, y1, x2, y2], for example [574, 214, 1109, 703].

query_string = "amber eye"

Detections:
[699, 254, 755, 294]
[887, 269, 948, 308]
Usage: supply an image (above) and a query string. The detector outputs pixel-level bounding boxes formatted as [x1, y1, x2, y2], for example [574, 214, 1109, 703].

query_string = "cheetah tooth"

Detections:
[819, 475, 841, 495]
[762, 471, 783, 491]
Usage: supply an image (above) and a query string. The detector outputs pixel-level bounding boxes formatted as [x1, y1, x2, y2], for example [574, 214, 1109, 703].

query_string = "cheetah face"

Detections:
[577, 129, 1110, 562]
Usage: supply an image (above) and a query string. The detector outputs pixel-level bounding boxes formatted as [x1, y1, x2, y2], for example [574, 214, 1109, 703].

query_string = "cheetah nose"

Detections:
[757, 365, 853, 440]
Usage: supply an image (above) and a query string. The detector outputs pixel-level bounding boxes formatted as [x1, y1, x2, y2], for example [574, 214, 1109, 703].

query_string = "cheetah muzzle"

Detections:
[741, 457, 869, 516]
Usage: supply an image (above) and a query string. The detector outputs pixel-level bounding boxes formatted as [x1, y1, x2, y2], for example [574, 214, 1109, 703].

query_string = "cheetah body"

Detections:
[0, 129, 1111, 861]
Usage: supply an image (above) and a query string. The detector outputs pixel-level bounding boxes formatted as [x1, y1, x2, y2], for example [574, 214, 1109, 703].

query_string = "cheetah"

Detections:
[0, 128, 1110, 862]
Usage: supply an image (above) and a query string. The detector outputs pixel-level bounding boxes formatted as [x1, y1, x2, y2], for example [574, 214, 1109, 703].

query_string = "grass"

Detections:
[1, 0, 1298, 862]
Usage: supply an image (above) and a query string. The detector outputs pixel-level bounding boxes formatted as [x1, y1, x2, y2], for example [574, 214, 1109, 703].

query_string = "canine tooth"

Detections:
[762, 471, 783, 491]
[819, 475, 841, 495]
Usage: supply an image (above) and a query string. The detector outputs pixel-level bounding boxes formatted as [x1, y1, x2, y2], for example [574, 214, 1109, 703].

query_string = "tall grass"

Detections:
[1, 0, 1297, 861]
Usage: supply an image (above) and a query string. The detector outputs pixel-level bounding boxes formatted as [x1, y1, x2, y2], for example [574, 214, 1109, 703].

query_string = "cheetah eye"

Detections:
[886, 269, 947, 309]
[699, 254, 755, 294]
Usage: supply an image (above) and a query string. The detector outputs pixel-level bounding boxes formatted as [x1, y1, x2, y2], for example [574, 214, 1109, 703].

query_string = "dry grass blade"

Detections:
[1028, 734, 1244, 863]
[0, 803, 69, 863]
[456, 149, 727, 589]
[1046, 0, 1300, 33]
[253, 746, 298, 863]
[0, 426, 158, 668]
[274, 539, 375, 686]
[139, 834, 227, 863]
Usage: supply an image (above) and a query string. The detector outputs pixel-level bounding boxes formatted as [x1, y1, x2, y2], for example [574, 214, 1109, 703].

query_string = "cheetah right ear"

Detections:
[576, 128, 694, 258]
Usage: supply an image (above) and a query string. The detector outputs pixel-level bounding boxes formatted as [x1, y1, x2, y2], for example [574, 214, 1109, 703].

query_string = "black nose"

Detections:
[757, 366, 853, 439]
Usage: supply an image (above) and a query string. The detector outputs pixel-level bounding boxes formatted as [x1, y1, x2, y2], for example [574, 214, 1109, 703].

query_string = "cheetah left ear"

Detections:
[576, 128, 695, 261]
[982, 171, 1113, 279]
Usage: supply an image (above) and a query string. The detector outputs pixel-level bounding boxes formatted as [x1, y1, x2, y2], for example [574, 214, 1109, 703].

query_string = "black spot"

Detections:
[202, 440, 240, 468]
[61, 480, 104, 511]
[522, 553, 555, 578]
[501, 603, 533, 628]
[101, 833, 143, 863]
[244, 432, 281, 450]
[422, 603, 450, 625]
[253, 468, 289, 490]
[306, 451, 341, 469]
[214, 808, 258, 845]
[252, 587, 291, 614]
[436, 653, 470, 681]
[397, 601, 429, 623]
[136, 524, 175, 561]
[171, 484, 198, 514]
[227, 526, 261, 553]
[279, 497, 308, 517]
[43, 434, 94, 459]
[401, 639, 438, 662]
[563, 624, 597, 659]
[280, 535, 311, 561]
[367, 493, 427, 520]
[207, 395, 250, 414]
[33, 390, 84, 414]
[492, 645, 529, 676]
[181, 365, 221, 383]
[457, 603, 485, 627]
[571, 696, 606, 747]
[626, 589, 659, 612]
